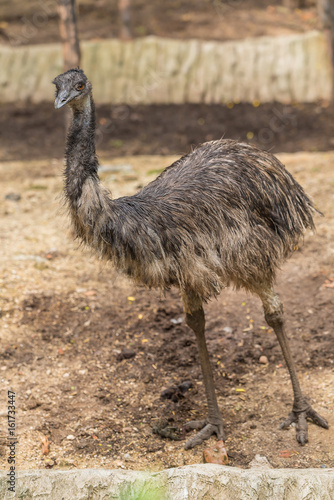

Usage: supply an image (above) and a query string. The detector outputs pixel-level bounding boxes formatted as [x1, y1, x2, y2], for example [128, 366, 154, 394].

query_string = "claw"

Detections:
[297, 431, 308, 446]
[185, 423, 222, 450]
[307, 408, 329, 429]
[280, 404, 328, 444]
[296, 413, 308, 445]
[280, 411, 296, 430]
[184, 419, 207, 432]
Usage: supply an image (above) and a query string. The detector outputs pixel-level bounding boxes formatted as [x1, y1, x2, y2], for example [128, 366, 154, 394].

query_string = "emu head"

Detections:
[52, 68, 91, 110]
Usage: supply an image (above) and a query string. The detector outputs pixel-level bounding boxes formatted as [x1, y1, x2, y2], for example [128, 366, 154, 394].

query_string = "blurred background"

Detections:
[1, 0, 334, 160]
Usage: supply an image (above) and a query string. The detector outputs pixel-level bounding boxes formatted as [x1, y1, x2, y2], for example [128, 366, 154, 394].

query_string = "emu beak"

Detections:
[55, 90, 71, 109]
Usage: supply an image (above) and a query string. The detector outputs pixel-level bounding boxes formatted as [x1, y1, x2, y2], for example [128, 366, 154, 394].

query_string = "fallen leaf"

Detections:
[41, 436, 50, 456]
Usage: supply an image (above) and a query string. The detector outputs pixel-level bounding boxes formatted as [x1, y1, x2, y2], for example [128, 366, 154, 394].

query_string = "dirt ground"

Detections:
[0, 0, 320, 47]
[2, 101, 334, 163]
[0, 151, 333, 471]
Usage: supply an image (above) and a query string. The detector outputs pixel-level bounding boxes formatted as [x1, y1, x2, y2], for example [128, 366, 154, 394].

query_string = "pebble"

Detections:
[161, 380, 193, 402]
[178, 380, 193, 393]
[249, 454, 273, 469]
[170, 317, 183, 325]
[203, 440, 229, 465]
[116, 348, 136, 361]
[124, 453, 131, 461]
[222, 326, 233, 334]
[259, 355, 269, 364]
[66, 435, 75, 440]
[5, 193, 21, 201]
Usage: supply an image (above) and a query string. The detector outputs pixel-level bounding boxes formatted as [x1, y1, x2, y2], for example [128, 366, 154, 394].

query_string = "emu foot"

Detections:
[184, 419, 225, 450]
[280, 403, 328, 445]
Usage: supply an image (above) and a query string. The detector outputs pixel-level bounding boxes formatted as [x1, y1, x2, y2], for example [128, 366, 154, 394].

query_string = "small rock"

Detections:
[44, 248, 58, 260]
[203, 440, 229, 465]
[44, 458, 56, 468]
[170, 317, 183, 325]
[116, 348, 136, 361]
[249, 454, 273, 469]
[259, 355, 268, 364]
[222, 326, 233, 334]
[124, 453, 131, 461]
[320, 465, 327, 468]
[66, 435, 75, 440]
[161, 380, 193, 402]
[5, 193, 21, 201]
[178, 381, 193, 393]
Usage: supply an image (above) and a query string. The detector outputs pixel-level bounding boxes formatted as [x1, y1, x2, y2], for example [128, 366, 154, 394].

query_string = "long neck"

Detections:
[64, 93, 99, 205]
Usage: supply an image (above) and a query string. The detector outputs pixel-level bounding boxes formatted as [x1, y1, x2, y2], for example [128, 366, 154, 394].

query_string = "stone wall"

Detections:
[1, 465, 334, 499]
[0, 31, 331, 105]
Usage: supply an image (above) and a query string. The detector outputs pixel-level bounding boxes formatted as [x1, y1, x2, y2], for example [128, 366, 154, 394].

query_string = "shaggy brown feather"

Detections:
[52, 70, 317, 302]
[65, 116, 316, 300]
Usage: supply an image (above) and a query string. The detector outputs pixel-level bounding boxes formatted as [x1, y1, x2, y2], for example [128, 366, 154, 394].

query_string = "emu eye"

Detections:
[76, 83, 85, 91]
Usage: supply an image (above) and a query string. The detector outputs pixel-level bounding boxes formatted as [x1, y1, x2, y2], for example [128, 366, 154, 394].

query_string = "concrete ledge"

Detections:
[1, 465, 334, 499]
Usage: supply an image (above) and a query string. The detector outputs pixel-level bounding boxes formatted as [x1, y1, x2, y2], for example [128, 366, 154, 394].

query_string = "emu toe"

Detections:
[184, 419, 225, 450]
[280, 405, 329, 445]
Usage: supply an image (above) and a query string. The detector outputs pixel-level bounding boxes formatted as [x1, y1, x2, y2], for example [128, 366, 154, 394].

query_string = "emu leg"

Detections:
[259, 288, 328, 445]
[181, 290, 225, 450]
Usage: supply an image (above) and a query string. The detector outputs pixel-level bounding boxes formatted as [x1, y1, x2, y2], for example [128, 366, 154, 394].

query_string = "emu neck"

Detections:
[64, 93, 99, 204]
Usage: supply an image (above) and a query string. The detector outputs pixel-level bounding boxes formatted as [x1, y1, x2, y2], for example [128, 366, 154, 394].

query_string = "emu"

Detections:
[53, 68, 328, 450]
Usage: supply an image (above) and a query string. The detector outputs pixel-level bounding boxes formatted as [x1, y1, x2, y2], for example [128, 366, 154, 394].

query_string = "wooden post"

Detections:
[319, 0, 334, 102]
[57, 0, 80, 70]
[118, 0, 132, 40]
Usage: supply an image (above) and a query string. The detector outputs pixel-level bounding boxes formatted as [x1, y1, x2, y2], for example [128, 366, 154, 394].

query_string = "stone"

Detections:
[5, 193, 21, 201]
[259, 355, 269, 364]
[1, 465, 333, 499]
[116, 348, 136, 361]
[203, 441, 229, 466]
[222, 326, 233, 334]
[249, 454, 273, 469]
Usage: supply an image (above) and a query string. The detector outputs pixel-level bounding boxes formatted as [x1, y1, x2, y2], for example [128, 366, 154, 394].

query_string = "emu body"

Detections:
[54, 69, 328, 449]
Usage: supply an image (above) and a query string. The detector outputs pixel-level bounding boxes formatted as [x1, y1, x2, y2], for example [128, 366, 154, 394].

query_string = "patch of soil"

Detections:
[0, 1, 320, 47]
[1, 101, 334, 162]
[0, 153, 333, 471]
